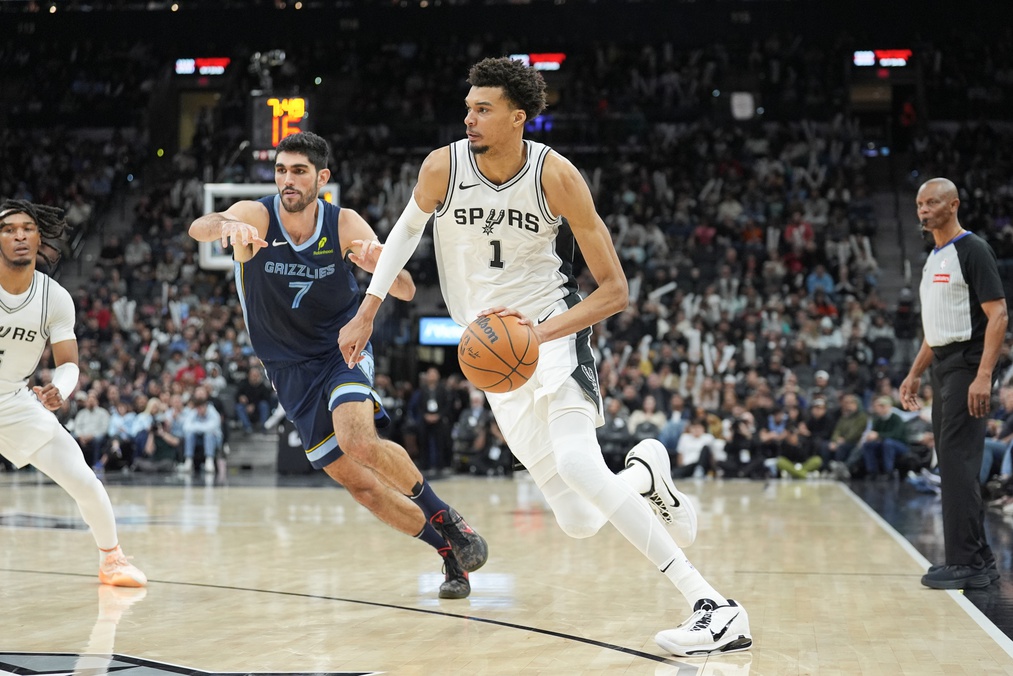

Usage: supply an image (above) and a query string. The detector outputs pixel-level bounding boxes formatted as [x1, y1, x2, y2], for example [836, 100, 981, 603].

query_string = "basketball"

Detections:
[458, 315, 539, 393]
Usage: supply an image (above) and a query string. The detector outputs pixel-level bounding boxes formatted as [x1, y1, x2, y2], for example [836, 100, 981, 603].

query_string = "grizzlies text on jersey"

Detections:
[236, 195, 358, 365]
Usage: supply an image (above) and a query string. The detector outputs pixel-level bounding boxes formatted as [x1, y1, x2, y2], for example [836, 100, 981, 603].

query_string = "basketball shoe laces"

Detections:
[687, 599, 718, 631]
[645, 491, 671, 519]
[691, 609, 714, 631]
[101, 548, 143, 584]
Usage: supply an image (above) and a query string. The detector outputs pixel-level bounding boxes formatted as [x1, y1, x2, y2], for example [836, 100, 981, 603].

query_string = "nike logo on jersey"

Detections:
[710, 612, 740, 641]
[459, 182, 480, 190]
[272, 239, 288, 247]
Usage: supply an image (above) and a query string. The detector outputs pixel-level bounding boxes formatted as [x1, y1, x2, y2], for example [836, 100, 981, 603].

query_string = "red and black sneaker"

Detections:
[439, 549, 471, 599]
[430, 507, 488, 572]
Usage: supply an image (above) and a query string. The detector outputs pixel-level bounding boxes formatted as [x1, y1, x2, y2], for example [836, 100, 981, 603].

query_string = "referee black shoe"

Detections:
[927, 562, 1000, 584]
[921, 564, 992, 589]
[431, 507, 488, 572]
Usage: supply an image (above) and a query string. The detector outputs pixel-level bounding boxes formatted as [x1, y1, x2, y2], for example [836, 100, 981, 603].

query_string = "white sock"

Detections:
[619, 460, 652, 495]
[660, 553, 727, 607]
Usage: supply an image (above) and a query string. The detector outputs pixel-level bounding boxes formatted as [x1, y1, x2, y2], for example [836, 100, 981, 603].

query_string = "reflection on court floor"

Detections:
[2, 472, 1012, 675]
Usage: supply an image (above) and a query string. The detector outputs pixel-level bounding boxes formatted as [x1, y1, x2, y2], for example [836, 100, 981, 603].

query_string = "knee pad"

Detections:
[527, 450, 606, 539]
[554, 510, 604, 539]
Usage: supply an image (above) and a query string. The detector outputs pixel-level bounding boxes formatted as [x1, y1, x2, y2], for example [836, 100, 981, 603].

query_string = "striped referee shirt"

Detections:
[919, 231, 1005, 348]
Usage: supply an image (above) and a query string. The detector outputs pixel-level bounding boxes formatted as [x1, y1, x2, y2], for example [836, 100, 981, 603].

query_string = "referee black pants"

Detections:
[931, 346, 993, 568]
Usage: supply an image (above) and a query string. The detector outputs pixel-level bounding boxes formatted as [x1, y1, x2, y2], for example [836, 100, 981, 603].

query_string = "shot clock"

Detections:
[250, 94, 310, 151]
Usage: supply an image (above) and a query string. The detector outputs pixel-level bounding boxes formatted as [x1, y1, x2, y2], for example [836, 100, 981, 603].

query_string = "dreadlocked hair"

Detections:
[0, 199, 69, 269]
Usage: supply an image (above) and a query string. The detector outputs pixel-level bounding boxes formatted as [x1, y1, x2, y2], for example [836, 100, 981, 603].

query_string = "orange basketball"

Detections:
[458, 315, 539, 393]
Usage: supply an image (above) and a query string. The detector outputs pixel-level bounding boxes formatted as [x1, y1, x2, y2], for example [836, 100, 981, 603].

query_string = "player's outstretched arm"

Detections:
[340, 208, 416, 302]
[339, 147, 450, 367]
[188, 200, 269, 263]
[536, 152, 629, 343]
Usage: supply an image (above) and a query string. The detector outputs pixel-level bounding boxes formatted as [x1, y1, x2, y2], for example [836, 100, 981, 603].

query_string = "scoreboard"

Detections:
[250, 95, 310, 151]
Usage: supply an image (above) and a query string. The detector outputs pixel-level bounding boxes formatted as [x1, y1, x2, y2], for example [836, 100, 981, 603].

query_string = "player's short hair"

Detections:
[468, 57, 547, 120]
[0, 198, 68, 269]
[276, 131, 330, 172]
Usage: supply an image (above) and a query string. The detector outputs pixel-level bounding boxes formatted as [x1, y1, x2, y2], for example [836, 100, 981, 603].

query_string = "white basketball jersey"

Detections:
[0, 272, 76, 396]
[434, 139, 577, 326]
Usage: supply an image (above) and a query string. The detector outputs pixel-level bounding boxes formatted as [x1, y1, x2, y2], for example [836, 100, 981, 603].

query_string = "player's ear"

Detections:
[318, 167, 331, 187]
[513, 109, 527, 128]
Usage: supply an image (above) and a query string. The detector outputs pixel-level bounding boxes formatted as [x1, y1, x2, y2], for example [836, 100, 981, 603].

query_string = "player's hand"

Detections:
[898, 374, 921, 411]
[479, 306, 549, 344]
[479, 306, 532, 325]
[338, 311, 374, 368]
[347, 238, 382, 273]
[220, 221, 268, 249]
[32, 383, 64, 411]
[968, 374, 993, 418]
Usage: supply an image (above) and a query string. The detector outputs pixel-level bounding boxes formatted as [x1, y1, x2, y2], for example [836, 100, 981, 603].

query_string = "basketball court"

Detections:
[2, 471, 1013, 675]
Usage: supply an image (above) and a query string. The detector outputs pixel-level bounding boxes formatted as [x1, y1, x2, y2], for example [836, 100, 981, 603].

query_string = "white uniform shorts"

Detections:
[485, 297, 604, 467]
[0, 387, 62, 468]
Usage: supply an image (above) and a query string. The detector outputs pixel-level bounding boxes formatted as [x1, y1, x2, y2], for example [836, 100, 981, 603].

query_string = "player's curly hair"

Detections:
[0, 198, 69, 269]
[468, 57, 547, 120]
[276, 131, 330, 172]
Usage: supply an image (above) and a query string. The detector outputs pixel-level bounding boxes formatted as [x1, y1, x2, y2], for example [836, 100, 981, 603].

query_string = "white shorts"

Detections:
[0, 387, 62, 468]
[485, 297, 604, 466]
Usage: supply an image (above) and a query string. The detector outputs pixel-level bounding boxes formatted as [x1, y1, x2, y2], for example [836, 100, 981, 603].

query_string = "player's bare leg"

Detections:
[332, 400, 488, 571]
[324, 451, 475, 597]
[323, 453, 425, 535]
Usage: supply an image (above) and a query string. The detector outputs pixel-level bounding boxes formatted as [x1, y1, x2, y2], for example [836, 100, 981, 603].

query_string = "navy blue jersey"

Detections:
[235, 195, 359, 366]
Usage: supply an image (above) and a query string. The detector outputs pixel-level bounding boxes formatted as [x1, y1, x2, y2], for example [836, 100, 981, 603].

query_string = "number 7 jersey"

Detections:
[434, 139, 578, 327]
[235, 195, 359, 366]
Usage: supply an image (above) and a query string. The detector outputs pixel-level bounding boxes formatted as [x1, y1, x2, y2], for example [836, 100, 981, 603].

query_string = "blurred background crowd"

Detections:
[1, 0, 1011, 500]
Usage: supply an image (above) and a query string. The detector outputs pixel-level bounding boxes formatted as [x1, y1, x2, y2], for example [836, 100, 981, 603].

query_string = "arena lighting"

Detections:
[509, 53, 567, 71]
[853, 49, 912, 67]
[175, 57, 232, 76]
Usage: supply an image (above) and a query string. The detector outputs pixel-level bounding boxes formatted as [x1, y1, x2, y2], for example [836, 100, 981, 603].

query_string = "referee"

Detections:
[900, 177, 1008, 590]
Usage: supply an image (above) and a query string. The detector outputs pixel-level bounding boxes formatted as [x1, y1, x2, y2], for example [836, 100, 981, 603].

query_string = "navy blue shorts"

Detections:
[265, 345, 390, 469]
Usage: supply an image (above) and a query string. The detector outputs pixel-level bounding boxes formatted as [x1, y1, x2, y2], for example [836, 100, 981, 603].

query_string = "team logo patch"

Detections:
[933, 273, 951, 283]
[314, 236, 334, 255]
[0, 652, 378, 675]
[356, 351, 375, 383]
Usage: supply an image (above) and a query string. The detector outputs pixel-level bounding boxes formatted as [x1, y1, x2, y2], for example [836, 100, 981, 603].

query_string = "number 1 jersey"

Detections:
[433, 139, 578, 327]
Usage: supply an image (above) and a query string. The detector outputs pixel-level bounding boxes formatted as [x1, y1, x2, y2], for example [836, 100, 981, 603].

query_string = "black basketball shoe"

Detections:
[430, 507, 488, 572]
[921, 564, 992, 589]
[439, 549, 471, 599]
[926, 562, 999, 584]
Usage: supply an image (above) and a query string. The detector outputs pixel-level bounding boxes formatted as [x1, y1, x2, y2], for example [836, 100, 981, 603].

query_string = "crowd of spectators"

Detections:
[5, 28, 1013, 486]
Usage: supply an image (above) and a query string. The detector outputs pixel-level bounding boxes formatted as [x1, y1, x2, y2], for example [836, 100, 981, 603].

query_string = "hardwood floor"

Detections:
[2, 470, 1013, 675]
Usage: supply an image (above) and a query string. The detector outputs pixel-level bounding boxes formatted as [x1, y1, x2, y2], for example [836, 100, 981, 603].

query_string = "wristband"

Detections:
[51, 362, 80, 401]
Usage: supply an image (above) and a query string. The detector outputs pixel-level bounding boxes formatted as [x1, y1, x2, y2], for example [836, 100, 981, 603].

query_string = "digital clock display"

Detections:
[250, 95, 309, 150]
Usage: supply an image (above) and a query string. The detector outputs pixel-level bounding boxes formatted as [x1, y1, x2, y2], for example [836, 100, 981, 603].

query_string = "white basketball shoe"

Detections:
[655, 598, 752, 657]
[624, 439, 698, 547]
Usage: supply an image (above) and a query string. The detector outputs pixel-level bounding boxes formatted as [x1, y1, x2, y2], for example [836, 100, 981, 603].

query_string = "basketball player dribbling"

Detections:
[340, 57, 752, 657]
[188, 132, 487, 599]
[0, 199, 146, 588]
